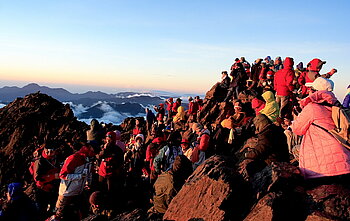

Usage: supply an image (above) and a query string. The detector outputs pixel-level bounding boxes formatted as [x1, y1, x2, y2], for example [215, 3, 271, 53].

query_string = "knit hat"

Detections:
[312, 77, 334, 92]
[264, 56, 271, 62]
[296, 62, 303, 70]
[181, 139, 189, 144]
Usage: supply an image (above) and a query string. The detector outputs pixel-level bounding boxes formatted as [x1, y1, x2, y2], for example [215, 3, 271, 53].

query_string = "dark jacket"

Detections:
[245, 114, 289, 165]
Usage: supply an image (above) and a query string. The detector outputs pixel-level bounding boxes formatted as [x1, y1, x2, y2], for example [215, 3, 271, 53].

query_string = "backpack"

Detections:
[312, 105, 350, 149]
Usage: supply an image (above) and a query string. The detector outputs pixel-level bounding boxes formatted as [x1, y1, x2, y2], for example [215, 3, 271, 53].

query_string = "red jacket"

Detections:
[188, 101, 199, 115]
[172, 102, 181, 114]
[274, 57, 295, 96]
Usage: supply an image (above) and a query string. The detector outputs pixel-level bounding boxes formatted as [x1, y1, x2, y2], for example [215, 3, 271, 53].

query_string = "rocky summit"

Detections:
[1, 86, 350, 220]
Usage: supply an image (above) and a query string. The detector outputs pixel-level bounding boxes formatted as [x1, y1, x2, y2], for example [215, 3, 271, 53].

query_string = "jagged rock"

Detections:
[250, 162, 303, 199]
[164, 155, 251, 221]
[305, 184, 350, 220]
[205, 82, 227, 102]
[243, 191, 307, 221]
[0, 92, 87, 189]
[305, 213, 337, 221]
[111, 208, 147, 221]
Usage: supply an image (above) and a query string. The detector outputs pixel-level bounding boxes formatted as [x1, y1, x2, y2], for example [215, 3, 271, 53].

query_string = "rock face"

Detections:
[164, 155, 251, 221]
[0, 92, 88, 188]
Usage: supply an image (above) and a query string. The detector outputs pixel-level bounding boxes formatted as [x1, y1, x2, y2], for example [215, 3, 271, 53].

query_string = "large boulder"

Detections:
[0, 92, 88, 189]
[305, 184, 350, 220]
[164, 155, 251, 221]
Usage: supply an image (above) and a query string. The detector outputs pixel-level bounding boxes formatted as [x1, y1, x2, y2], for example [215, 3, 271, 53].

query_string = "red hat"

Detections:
[159, 103, 164, 107]
[308, 58, 326, 71]
[181, 139, 189, 144]
[168, 98, 173, 102]
[106, 131, 117, 142]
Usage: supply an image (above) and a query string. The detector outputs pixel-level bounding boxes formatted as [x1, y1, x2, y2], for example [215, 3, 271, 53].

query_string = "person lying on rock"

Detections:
[149, 155, 193, 215]
[239, 114, 289, 179]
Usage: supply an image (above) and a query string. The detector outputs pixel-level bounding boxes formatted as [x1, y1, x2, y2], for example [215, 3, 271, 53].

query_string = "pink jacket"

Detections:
[292, 91, 350, 179]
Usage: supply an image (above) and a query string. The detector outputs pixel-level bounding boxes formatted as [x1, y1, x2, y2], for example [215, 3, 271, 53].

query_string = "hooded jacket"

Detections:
[274, 57, 295, 96]
[97, 142, 124, 177]
[292, 91, 350, 179]
[59, 146, 95, 196]
[173, 106, 186, 123]
[259, 91, 279, 123]
[245, 114, 289, 165]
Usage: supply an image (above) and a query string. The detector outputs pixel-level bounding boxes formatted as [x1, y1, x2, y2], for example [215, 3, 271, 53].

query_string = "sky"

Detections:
[0, 0, 349, 98]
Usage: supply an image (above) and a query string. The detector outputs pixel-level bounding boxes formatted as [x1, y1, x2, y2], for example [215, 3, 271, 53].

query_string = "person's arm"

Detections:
[291, 104, 313, 136]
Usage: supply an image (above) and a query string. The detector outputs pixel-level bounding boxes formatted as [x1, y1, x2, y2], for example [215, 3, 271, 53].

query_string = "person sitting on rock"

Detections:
[239, 114, 289, 179]
[191, 123, 210, 169]
[173, 106, 186, 131]
[150, 155, 193, 215]
[0, 183, 39, 221]
[219, 71, 231, 90]
[259, 90, 280, 123]
[31, 143, 61, 219]
[180, 139, 193, 161]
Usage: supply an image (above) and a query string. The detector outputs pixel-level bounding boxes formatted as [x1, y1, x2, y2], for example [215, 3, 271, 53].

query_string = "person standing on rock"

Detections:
[274, 57, 295, 118]
[31, 143, 61, 220]
[96, 132, 124, 209]
[292, 77, 350, 180]
[54, 144, 95, 220]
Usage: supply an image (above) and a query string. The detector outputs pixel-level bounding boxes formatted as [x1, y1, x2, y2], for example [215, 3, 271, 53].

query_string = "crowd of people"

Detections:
[1, 56, 350, 221]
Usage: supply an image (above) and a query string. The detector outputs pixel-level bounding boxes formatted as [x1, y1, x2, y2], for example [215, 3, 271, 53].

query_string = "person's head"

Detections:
[135, 134, 144, 145]
[180, 139, 190, 151]
[192, 123, 203, 134]
[176, 98, 182, 104]
[89, 191, 106, 214]
[311, 77, 334, 92]
[106, 131, 117, 144]
[43, 145, 56, 158]
[308, 58, 326, 72]
[188, 96, 193, 102]
[275, 56, 282, 65]
[221, 71, 228, 76]
[171, 155, 193, 180]
[240, 57, 246, 62]
[78, 144, 95, 157]
[7, 183, 23, 201]
[167, 131, 182, 146]
[233, 100, 243, 112]
[264, 56, 271, 63]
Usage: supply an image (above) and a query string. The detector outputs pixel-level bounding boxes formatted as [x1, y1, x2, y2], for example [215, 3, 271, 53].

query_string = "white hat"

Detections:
[312, 77, 334, 92]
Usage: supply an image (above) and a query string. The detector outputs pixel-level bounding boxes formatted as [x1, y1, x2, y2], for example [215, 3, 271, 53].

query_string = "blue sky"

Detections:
[0, 0, 349, 98]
